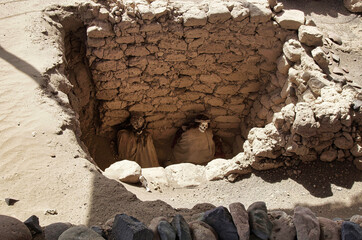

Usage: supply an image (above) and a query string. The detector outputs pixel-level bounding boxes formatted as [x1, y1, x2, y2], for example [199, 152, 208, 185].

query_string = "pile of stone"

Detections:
[1, 202, 361, 239]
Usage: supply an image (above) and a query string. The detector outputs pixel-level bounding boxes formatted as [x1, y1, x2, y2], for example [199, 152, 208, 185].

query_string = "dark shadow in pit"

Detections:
[253, 160, 362, 198]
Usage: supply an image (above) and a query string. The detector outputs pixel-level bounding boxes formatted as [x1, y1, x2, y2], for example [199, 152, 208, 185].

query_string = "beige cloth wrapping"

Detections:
[117, 130, 159, 168]
[171, 128, 215, 165]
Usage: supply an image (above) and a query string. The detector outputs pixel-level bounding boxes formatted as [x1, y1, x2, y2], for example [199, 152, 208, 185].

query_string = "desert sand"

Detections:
[0, 0, 361, 228]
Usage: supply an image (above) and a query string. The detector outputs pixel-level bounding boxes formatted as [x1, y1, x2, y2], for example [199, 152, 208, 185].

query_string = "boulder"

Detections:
[158, 220, 177, 240]
[320, 148, 338, 162]
[229, 202, 250, 239]
[24, 215, 42, 235]
[298, 25, 323, 47]
[269, 211, 296, 240]
[344, 0, 362, 13]
[207, 2, 231, 23]
[350, 215, 362, 227]
[318, 217, 341, 240]
[341, 221, 362, 240]
[141, 167, 169, 190]
[165, 163, 206, 188]
[351, 143, 362, 157]
[59, 226, 105, 240]
[183, 7, 207, 27]
[87, 20, 114, 38]
[43, 222, 73, 240]
[308, 77, 330, 96]
[292, 103, 319, 138]
[189, 221, 218, 240]
[0, 215, 32, 240]
[311, 47, 329, 69]
[277, 54, 291, 75]
[247, 202, 273, 240]
[148, 216, 167, 240]
[354, 157, 362, 171]
[171, 214, 192, 240]
[111, 214, 153, 240]
[249, 3, 273, 23]
[202, 206, 239, 240]
[103, 160, 141, 183]
[283, 39, 303, 62]
[205, 155, 252, 181]
[274, 10, 305, 30]
[293, 206, 320, 240]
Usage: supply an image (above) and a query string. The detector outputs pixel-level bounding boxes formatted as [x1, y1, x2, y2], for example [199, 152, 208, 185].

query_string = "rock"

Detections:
[351, 100, 362, 111]
[249, 3, 273, 23]
[149, 216, 167, 240]
[43, 222, 73, 240]
[292, 103, 319, 138]
[24, 215, 42, 235]
[341, 221, 362, 240]
[87, 20, 114, 38]
[111, 214, 153, 240]
[354, 157, 362, 170]
[59, 226, 105, 240]
[205, 156, 251, 181]
[274, 10, 305, 30]
[298, 25, 323, 47]
[229, 202, 250, 239]
[0, 215, 32, 240]
[171, 214, 192, 240]
[165, 163, 206, 188]
[247, 202, 273, 240]
[350, 215, 362, 227]
[343, 0, 362, 13]
[334, 133, 354, 150]
[283, 38, 303, 62]
[308, 77, 330, 96]
[306, 19, 317, 26]
[207, 3, 231, 23]
[293, 206, 320, 240]
[277, 54, 291, 75]
[91, 226, 106, 238]
[202, 206, 239, 240]
[230, 4, 249, 22]
[320, 148, 338, 162]
[5, 198, 19, 206]
[328, 33, 343, 45]
[273, 3, 284, 13]
[142, 167, 169, 190]
[318, 217, 340, 240]
[247, 124, 282, 160]
[312, 47, 329, 69]
[183, 7, 207, 27]
[269, 211, 296, 240]
[333, 67, 344, 75]
[158, 220, 177, 240]
[268, 0, 277, 8]
[189, 221, 217, 240]
[332, 54, 340, 63]
[103, 160, 141, 183]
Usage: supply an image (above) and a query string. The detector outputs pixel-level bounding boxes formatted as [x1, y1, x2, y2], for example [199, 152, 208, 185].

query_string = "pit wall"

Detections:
[45, 0, 362, 172]
[83, 0, 293, 160]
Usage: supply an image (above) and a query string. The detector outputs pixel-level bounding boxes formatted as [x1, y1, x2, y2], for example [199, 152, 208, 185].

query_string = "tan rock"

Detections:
[103, 160, 141, 183]
[165, 163, 206, 188]
[298, 25, 323, 47]
[183, 7, 207, 26]
[274, 10, 305, 30]
[207, 3, 231, 23]
[87, 20, 114, 38]
[142, 167, 169, 190]
[283, 39, 303, 62]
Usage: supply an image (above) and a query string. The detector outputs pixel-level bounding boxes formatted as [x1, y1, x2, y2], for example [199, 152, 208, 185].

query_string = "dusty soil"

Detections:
[0, 0, 361, 228]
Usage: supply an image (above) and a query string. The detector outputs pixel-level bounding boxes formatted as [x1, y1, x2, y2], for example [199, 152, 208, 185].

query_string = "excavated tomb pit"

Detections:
[47, 0, 362, 185]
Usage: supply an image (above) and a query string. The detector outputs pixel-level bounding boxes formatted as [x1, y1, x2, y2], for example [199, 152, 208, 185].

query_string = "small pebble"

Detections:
[5, 198, 19, 206]
[32, 131, 37, 137]
[333, 67, 344, 75]
[332, 54, 340, 62]
[45, 209, 58, 215]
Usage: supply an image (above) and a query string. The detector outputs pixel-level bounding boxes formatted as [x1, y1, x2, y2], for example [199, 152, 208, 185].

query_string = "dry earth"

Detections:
[0, 0, 361, 228]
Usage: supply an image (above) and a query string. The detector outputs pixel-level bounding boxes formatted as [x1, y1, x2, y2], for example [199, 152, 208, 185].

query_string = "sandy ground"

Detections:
[0, 0, 361, 228]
